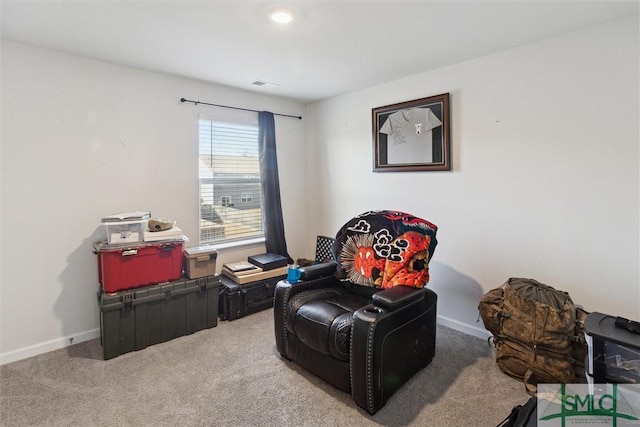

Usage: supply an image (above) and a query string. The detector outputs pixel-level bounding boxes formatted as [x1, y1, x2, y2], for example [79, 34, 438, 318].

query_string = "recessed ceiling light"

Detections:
[270, 8, 293, 24]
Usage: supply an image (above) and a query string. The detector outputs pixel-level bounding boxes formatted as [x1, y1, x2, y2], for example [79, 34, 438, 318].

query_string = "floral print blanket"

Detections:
[331, 210, 438, 289]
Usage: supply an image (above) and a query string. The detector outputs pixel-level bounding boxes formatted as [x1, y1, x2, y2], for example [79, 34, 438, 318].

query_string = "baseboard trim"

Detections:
[0, 328, 100, 366]
[1, 316, 489, 365]
[437, 315, 491, 340]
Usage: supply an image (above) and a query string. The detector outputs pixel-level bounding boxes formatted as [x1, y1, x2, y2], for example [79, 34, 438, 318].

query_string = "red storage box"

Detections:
[94, 239, 185, 292]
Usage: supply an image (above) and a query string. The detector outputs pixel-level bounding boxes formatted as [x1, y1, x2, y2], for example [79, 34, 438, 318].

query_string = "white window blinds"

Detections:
[199, 119, 264, 244]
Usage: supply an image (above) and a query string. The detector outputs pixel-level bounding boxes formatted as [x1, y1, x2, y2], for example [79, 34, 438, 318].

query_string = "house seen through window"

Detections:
[199, 119, 264, 244]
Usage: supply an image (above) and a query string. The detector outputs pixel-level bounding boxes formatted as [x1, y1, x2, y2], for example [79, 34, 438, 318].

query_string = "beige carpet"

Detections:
[1, 309, 530, 426]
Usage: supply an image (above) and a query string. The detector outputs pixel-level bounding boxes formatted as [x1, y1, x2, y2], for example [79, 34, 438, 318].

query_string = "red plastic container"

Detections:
[95, 239, 185, 292]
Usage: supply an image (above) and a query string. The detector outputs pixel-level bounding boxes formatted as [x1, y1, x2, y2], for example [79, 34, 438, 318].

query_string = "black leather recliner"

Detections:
[273, 211, 438, 414]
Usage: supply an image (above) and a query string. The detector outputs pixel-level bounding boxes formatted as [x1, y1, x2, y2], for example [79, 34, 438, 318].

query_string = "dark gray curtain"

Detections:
[258, 111, 292, 262]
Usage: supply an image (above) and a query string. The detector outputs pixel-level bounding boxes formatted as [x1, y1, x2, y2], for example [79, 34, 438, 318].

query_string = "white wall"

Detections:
[0, 41, 308, 363]
[2, 15, 638, 364]
[306, 16, 640, 337]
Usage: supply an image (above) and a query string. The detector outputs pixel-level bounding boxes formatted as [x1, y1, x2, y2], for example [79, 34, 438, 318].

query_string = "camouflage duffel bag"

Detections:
[479, 278, 584, 394]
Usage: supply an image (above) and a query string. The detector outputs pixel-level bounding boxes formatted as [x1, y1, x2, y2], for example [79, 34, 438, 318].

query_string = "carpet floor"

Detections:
[0, 309, 530, 426]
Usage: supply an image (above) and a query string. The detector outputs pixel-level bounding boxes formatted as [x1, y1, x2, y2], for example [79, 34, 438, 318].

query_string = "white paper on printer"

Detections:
[101, 211, 151, 222]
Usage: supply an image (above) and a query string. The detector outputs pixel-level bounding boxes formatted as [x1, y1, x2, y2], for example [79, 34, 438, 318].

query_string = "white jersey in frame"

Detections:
[379, 107, 442, 164]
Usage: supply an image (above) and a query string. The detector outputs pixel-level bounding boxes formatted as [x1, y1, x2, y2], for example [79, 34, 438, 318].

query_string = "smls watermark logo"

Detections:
[538, 384, 640, 426]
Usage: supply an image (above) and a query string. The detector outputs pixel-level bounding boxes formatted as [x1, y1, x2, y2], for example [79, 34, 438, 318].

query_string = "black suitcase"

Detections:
[98, 275, 220, 360]
[218, 274, 284, 321]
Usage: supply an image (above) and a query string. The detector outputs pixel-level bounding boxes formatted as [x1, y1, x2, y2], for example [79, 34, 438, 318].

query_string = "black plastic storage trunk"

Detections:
[98, 275, 220, 360]
[218, 274, 284, 321]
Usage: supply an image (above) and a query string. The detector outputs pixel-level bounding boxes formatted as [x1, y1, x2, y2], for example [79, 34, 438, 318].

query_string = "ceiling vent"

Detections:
[252, 79, 281, 88]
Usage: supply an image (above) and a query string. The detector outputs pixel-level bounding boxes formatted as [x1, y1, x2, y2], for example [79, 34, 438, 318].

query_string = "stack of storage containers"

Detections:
[96, 212, 185, 292]
[94, 211, 220, 359]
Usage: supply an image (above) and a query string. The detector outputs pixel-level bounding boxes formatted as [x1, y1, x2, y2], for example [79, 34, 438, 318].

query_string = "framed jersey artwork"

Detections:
[372, 93, 450, 172]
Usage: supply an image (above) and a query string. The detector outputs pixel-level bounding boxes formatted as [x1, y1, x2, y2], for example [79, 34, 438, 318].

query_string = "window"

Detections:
[199, 119, 264, 244]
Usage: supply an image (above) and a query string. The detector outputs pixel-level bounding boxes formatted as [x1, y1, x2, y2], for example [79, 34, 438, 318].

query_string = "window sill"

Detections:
[213, 237, 266, 253]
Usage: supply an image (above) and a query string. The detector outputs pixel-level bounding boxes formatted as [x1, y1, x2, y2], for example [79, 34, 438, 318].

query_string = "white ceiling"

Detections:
[2, 1, 638, 103]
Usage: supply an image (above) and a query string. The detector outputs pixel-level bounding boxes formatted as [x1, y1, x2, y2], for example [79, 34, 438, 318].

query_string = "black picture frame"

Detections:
[372, 93, 450, 172]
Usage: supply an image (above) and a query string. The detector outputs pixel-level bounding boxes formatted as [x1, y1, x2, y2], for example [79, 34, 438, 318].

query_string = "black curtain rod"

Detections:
[180, 98, 302, 120]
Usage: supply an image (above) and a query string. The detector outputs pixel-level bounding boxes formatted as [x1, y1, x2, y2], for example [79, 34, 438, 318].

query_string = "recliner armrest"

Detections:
[372, 286, 425, 311]
[351, 286, 437, 414]
[275, 275, 339, 296]
[299, 262, 337, 281]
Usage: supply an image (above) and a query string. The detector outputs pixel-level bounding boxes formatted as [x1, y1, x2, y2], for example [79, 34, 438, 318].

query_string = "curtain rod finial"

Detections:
[180, 98, 186, 103]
